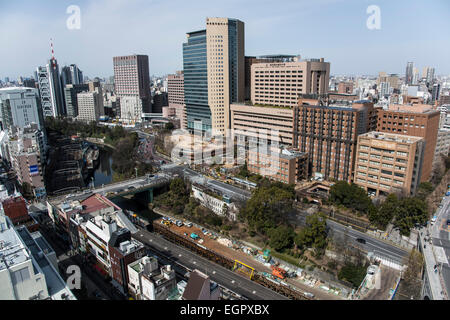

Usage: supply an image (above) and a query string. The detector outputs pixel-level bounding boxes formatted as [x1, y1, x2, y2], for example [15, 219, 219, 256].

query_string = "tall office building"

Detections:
[432, 83, 441, 104]
[183, 17, 245, 133]
[113, 55, 151, 123]
[61, 64, 83, 87]
[251, 57, 330, 108]
[36, 59, 65, 118]
[206, 17, 245, 133]
[183, 30, 210, 131]
[64, 84, 90, 118]
[412, 67, 420, 85]
[76, 91, 103, 122]
[423, 67, 435, 85]
[168, 71, 186, 128]
[405, 62, 414, 85]
[0, 87, 44, 130]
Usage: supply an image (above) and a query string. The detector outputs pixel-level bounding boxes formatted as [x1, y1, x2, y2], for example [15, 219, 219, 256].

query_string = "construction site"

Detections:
[45, 131, 100, 196]
[152, 215, 346, 300]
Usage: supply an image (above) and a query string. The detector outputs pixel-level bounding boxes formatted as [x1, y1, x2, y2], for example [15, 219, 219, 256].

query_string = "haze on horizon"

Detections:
[1, 0, 449, 79]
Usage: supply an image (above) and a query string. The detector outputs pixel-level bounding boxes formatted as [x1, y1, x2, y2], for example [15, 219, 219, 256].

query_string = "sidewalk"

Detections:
[420, 231, 446, 300]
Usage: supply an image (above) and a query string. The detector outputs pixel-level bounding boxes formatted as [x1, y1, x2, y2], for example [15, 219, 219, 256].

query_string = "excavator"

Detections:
[271, 265, 287, 280]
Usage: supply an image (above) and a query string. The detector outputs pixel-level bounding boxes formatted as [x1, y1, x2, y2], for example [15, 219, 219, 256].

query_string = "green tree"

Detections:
[294, 213, 328, 252]
[394, 197, 428, 236]
[239, 182, 296, 235]
[369, 194, 399, 230]
[268, 226, 294, 251]
[329, 181, 373, 214]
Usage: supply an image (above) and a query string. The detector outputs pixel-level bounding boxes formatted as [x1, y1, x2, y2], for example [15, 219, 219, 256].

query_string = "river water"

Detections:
[88, 147, 115, 187]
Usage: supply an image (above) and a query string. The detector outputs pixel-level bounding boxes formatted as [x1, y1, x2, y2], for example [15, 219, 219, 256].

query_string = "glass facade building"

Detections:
[183, 30, 211, 132]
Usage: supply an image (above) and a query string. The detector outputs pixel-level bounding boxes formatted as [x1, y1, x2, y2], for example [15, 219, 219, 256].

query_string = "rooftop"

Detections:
[386, 104, 437, 114]
[361, 131, 424, 144]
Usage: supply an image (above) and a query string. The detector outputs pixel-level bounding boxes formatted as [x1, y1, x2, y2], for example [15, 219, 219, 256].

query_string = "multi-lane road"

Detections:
[132, 227, 288, 300]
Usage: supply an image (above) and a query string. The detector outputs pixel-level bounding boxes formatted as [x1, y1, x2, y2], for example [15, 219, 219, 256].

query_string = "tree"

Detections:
[294, 213, 328, 252]
[165, 122, 175, 131]
[394, 197, 428, 236]
[329, 181, 373, 214]
[239, 182, 296, 235]
[268, 226, 294, 252]
[369, 194, 399, 230]
[402, 249, 424, 284]
[416, 182, 434, 200]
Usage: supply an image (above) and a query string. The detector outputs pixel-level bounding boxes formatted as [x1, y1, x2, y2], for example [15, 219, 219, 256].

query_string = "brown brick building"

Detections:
[293, 98, 377, 182]
[375, 104, 440, 182]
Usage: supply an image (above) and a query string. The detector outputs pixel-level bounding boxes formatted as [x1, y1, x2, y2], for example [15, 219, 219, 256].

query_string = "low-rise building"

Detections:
[0, 215, 76, 300]
[8, 124, 47, 198]
[109, 229, 146, 295]
[247, 147, 308, 184]
[354, 132, 425, 197]
[192, 184, 238, 221]
[182, 269, 220, 300]
[127, 256, 177, 300]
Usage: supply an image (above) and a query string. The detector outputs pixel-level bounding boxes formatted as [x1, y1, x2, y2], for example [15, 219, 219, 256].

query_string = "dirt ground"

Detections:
[362, 266, 400, 300]
[157, 217, 344, 300]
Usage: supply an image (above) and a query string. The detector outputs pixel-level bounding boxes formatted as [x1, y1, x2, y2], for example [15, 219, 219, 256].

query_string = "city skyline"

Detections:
[1, 0, 450, 80]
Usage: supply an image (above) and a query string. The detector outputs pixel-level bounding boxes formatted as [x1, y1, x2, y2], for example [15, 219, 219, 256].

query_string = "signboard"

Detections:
[29, 165, 39, 176]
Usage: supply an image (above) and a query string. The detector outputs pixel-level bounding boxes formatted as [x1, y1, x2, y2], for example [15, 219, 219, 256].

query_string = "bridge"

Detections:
[49, 174, 172, 205]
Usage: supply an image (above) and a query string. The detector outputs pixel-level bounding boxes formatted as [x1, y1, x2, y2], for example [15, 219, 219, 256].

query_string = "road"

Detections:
[328, 220, 409, 265]
[429, 191, 450, 298]
[132, 228, 288, 300]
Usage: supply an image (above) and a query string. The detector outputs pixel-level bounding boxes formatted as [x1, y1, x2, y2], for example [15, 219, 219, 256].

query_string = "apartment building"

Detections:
[354, 132, 425, 197]
[293, 98, 378, 182]
[127, 256, 177, 300]
[251, 58, 330, 108]
[434, 128, 450, 164]
[338, 82, 354, 94]
[247, 147, 308, 184]
[376, 104, 440, 182]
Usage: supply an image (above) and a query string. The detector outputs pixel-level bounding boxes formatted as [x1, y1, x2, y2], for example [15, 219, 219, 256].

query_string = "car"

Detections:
[447, 219, 450, 226]
[356, 238, 366, 244]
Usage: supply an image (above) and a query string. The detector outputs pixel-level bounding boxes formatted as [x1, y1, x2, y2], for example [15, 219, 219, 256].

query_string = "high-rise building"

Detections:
[64, 84, 90, 118]
[0, 87, 44, 130]
[113, 55, 151, 123]
[293, 98, 377, 182]
[183, 29, 210, 131]
[250, 57, 330, 108]
[167, 71, 186, 128]
[412, 67, 420, 85]
[76, 91, 103, 122]
[423, 67, 435, 85]
[61, 64, 83, 87]
[377, 73, 399, 91]
[432, 83, 441, 104]
[183, 17, 245, 133]
[206, 17, 245, 133]
[376, 104, 440, 182]
[405, 62, 414, 85]
[36, 59, 65, 117]
[152, 92, 168, 114]
[354, 132, 425, 197]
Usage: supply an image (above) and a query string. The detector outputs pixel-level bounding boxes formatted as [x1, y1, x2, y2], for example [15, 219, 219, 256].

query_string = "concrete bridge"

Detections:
[49, 174, 172, 205]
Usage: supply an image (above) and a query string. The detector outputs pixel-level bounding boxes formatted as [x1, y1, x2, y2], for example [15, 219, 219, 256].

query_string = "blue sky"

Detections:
[1, 0, 449, 79]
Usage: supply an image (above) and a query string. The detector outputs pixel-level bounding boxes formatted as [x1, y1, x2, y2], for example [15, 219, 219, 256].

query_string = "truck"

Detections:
[271, 266, 287, 280]
[190, 233, 200, 240]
